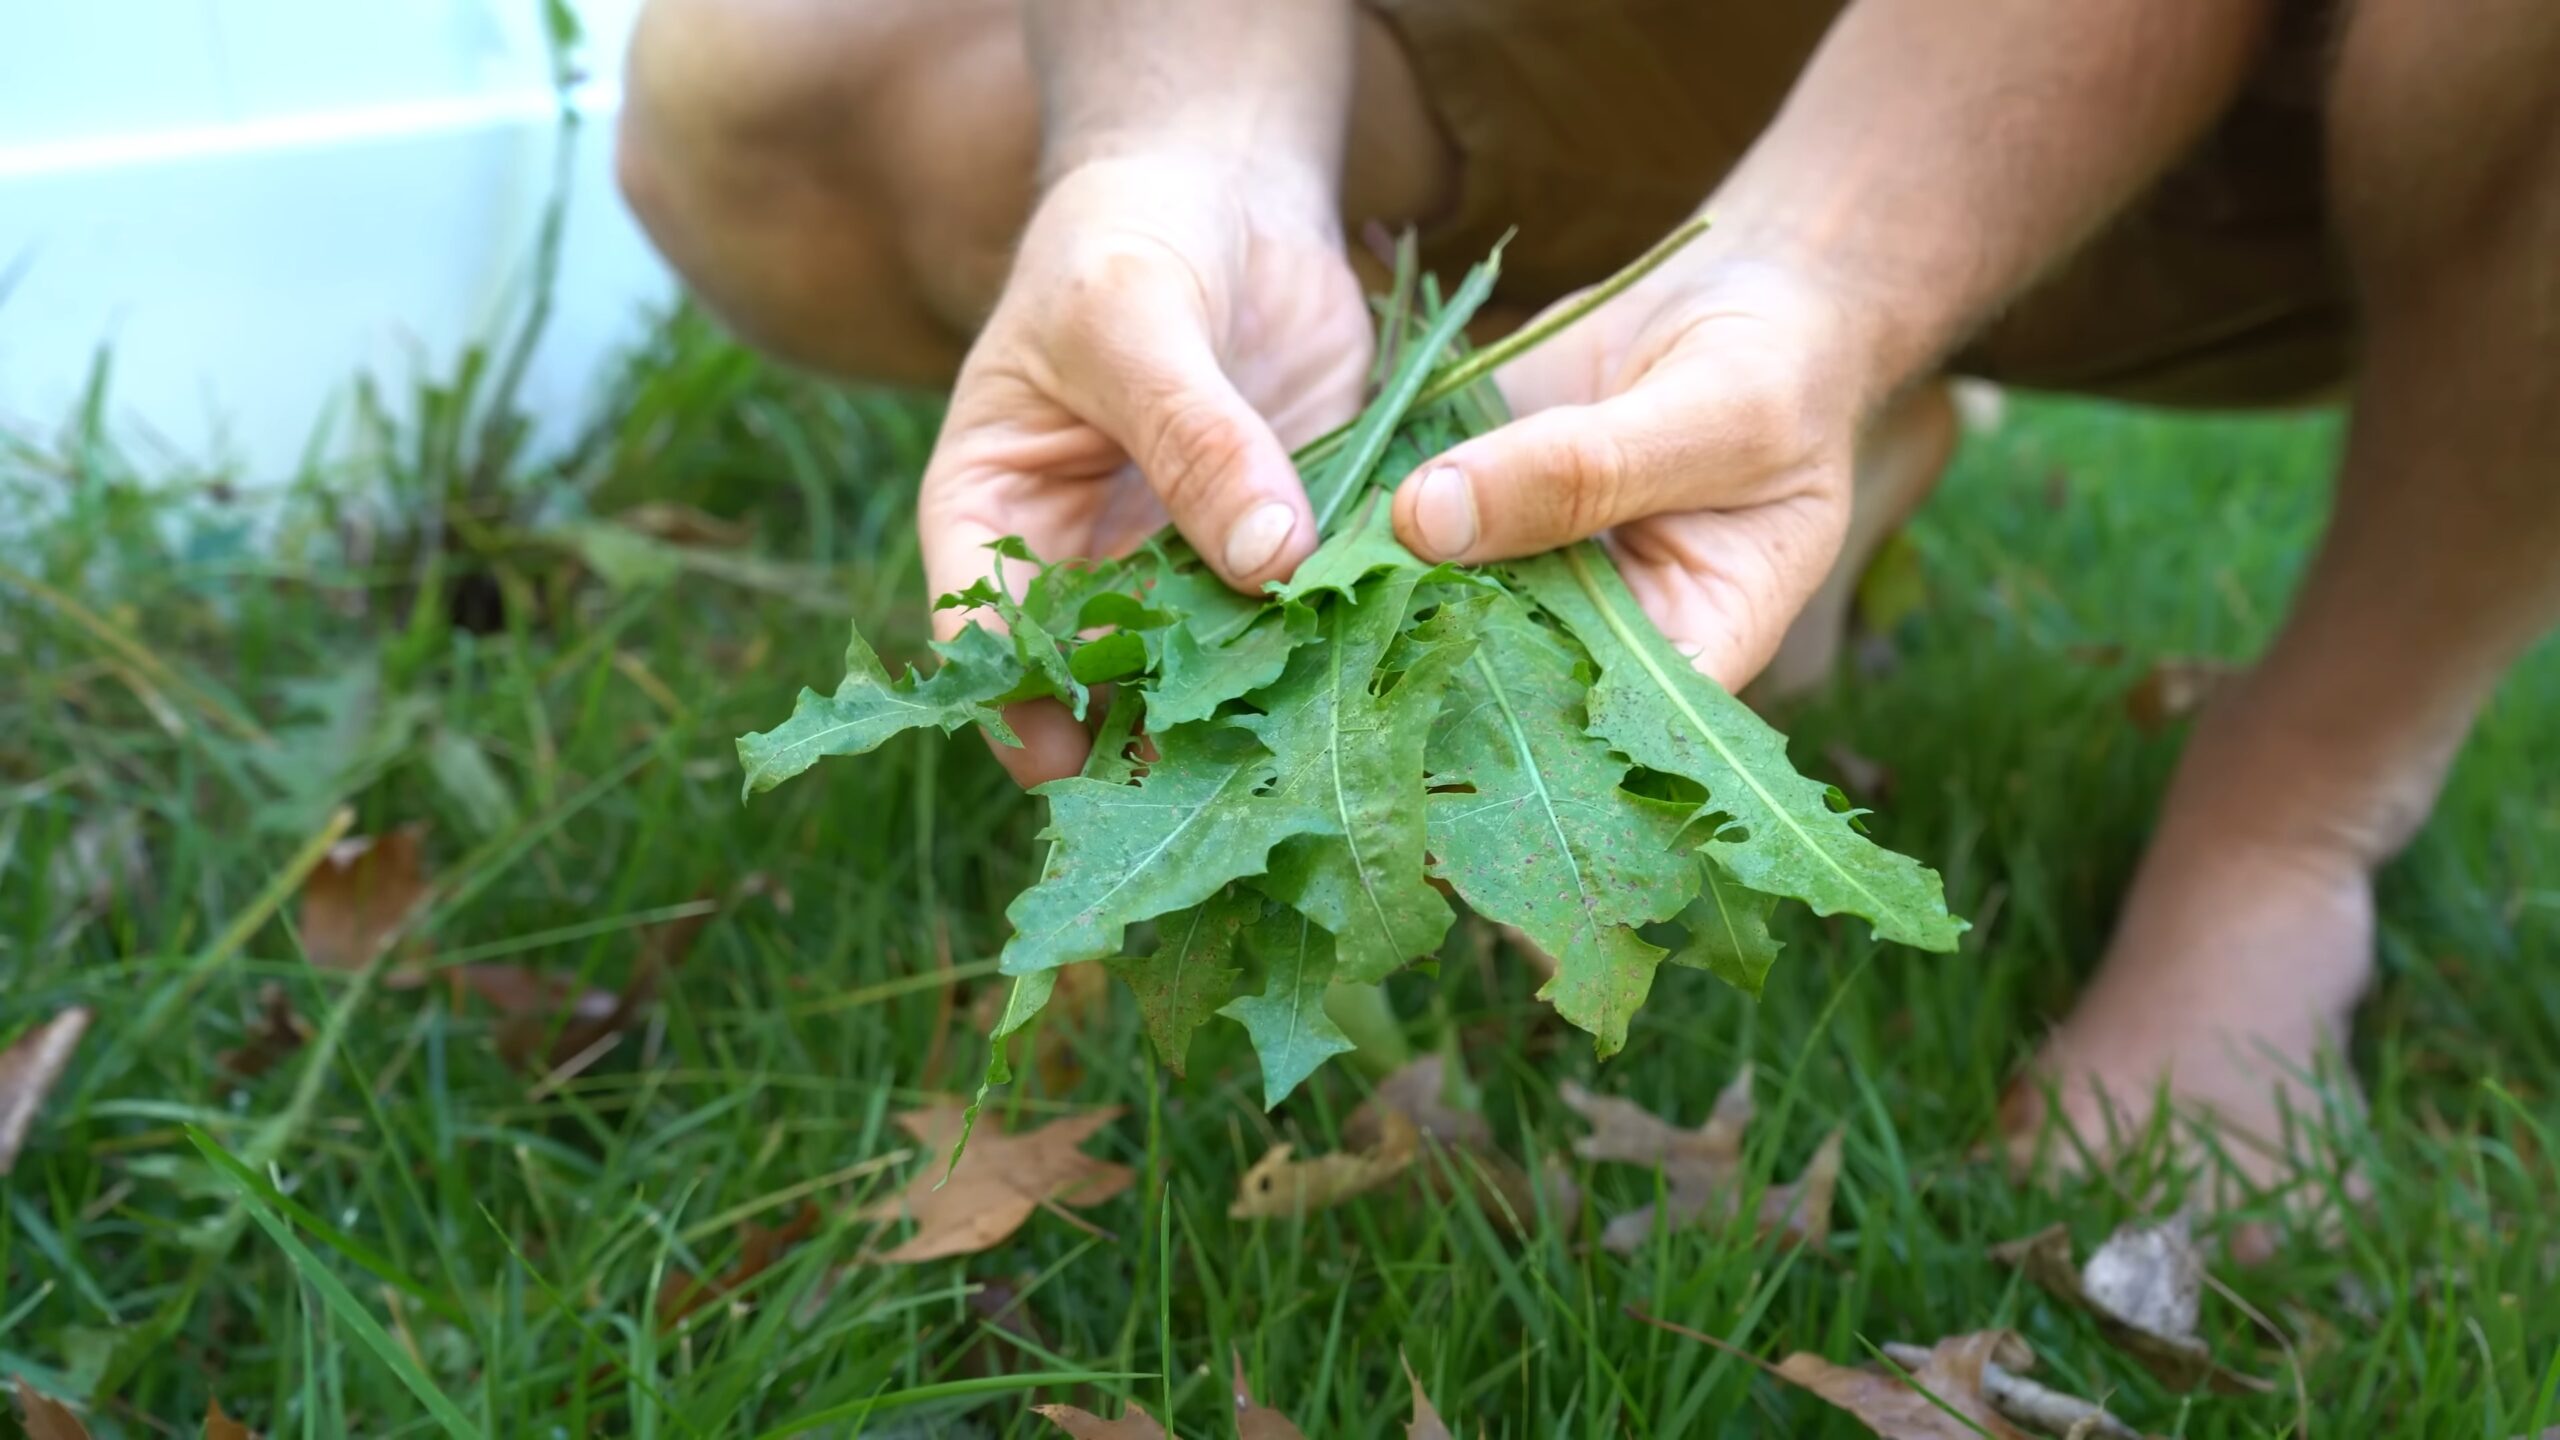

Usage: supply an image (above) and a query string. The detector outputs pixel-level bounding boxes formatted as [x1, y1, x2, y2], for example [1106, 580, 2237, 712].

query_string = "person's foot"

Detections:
[2001, 701, 2384, 1245]
[1754, 377, 1960, 703]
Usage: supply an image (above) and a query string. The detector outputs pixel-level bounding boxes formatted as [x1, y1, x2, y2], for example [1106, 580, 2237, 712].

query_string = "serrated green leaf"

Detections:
[999, 723, 1332, 976]
[1219, 907, 1357, 1108]
[1105, 887, 1253, 1076]
[1243, 569, 1473, 982]
[1424, 590, 1696, 1057]
[1149, 603, 1313, 728]
[1514, 543, 1965, 952]
[1275, 489, 1426, 603]
[1671, 856, 1783, 997]
[737, 623, 1023, 797]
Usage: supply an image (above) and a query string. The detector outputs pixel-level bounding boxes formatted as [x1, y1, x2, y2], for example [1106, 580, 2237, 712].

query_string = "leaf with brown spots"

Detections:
[1774, 1331, 2032, 1439]
[1991, 1215, 2272, 1395]
[12, 1378, 88, 1440]
[859, 1101, 1132, 1262]
[1032, 1401, 1169, 1438]
[1231, 1352, 1308, 1440]
[2123, 657, 2243, 735]
[657, 1203, 822, 1329]
[298, 826, 430, 974]
[215, 983, 310, 1081]
[0, 1008, 92, 1175]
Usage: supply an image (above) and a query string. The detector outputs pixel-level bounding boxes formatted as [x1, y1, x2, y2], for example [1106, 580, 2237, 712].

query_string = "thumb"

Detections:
[1389, 388, 1715, 565]
[1060, 266, 1314, 591]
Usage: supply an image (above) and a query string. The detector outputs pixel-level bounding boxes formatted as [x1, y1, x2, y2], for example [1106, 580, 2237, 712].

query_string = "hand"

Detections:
[918, 154, 1372, 786]
[1389, 256, 1874, 691]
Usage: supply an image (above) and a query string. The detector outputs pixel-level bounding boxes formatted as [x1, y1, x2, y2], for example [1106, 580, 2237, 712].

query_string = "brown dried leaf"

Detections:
[215, 983, 310, 1081]
[1230, 1109, 1420, 1220]
[1346, 1055, 1491, 1152]
[2123, 658, 2243, 736]
[657, 1202, 821, 1329]
[1880, 1342, 2147, 1440]
[1566, 1069, 1838, 1254]
[1231, 1351, 1308, 1440]
[457, 893, 719, 1072]
[1402, 1351, 1453, 1440]
[203, 1397, 254, 1440]
[860, 1101, 1131, 1263]
[299, 826, 430, 973]
[1991, 1217, 2272, 1395]
[0, 1009, 93, 1175]
[1033, 1402, 1169, 1439]
[1775, 1331, 2032, 1439]
[616, 502, 754, 549]
[1756, 1128, 1846, 1248]
[12, 1378, 89, 1440]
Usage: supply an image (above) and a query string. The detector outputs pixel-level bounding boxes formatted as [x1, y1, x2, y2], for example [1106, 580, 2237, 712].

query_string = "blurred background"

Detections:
[0, 0, 660, 478]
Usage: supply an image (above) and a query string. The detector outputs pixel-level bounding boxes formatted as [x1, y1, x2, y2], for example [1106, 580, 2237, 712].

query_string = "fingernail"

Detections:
[1672, 640, 1705, 659]
[1413, 465, 1478, 559]
[1223, 501, 1297, 578]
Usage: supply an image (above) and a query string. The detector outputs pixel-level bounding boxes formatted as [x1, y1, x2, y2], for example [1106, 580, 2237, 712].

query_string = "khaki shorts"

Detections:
[1367, 0, 2352, 407]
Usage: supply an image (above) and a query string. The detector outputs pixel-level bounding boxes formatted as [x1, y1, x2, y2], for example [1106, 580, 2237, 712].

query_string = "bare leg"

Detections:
[615, 0, 1452, 387]
[2011, 0, 2560, 1210]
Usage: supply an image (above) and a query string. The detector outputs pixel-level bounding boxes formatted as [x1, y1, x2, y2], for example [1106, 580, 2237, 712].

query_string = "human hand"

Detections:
[917, 154, 1371, 786]
[1389, 255, 1877, 692]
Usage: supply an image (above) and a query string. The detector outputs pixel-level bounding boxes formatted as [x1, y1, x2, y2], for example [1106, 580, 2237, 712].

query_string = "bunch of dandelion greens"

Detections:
[738, 222, 1965, 1151]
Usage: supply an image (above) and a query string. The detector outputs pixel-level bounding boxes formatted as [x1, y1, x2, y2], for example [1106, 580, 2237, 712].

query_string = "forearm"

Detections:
[1027, 0, 1356, 191]
[1704, 0, 2276, 399]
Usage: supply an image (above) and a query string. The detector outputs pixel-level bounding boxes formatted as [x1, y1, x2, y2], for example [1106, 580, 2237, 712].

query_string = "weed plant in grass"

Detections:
[1, 297, 2556, 1436]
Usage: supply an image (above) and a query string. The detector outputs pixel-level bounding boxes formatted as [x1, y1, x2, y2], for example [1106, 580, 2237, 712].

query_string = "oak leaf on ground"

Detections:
[1774, 1331, 2033, 1439]
[298, 825, 430, 976]
[860, 1100, 1131, 1262]
[1991, 1215, 2272, 1395]
[1562, 1067, 1842, 1252]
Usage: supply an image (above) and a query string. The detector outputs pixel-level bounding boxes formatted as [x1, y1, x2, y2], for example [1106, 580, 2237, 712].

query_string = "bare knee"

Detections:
[616, 0, 1032, 382]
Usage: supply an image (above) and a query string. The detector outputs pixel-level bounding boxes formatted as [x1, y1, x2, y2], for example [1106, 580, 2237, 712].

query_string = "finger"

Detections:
[1060, 267, 1315, 591]
[988, 698, 1093, 788]
[1608, 501, 1846, 693]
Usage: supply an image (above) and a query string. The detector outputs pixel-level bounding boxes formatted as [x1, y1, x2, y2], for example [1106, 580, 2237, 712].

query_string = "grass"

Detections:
[3, 303, 2556, 1439]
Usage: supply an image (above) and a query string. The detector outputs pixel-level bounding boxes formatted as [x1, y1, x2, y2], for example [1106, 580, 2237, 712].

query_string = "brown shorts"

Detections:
[1366, 0, 2354, 407]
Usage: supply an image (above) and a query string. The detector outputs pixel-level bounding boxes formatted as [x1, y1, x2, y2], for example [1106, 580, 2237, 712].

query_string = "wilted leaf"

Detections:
[1231, 1352, 1309, 1440]
[299, 826, 429, 973]
[658, 1203, 821, 1329]
[456, 894, 718, 1072]
[1230, 1108, 1419, 1220]
[215, 983, 309, 1081]
[1403, 1351, 1453, 1440]
[1878, 1341, 2147, 1440]
[860, 1101, 1131, 1262]
[202, 1397, 253, 1440]
[0, 1008, 93, 1174]
[1033, 1401, 1168, 1439]
[616, 501, 753, 549]
[1991, 1216, 2272, 1395]
[2123, 657, 2243, 735]
[11, 1378, 88, 1440]
[1774, 1331, 2032, 1439]
[1564, 1069, 1843, 1253]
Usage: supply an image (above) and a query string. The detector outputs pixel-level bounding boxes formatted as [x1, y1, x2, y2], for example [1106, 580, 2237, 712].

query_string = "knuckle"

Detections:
[1137, 398, 1252, 515]
[1553, 417, 1636, 536]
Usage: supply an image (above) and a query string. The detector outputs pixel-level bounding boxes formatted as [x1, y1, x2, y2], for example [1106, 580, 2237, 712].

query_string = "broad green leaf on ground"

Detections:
[860, 1099, 1132, 1263]
[1512, 543, 1964, 952]
[1671, 856, 1784, 997]
[1244, 571, 1473, 981]
[1150, 603, 1313, 728]
[1000, 723, 1331, 977]
[1276, 489, 1425, 603]
[1423, 593, 1694, 1055]
[1105, 887, 1254, 1077]
[737, 623, 1023, 796]
[1, 1007, 93, 1174]
[1219, 908, 1357, 1108]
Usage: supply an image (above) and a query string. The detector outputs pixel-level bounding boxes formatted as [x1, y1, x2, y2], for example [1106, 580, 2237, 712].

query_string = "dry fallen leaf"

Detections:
[12, 1377, 89, 1440]
[299, 826, 430, 974]
[1402, 1351, 1453, 1440]
[0, 1008, 93, 1175]
[860, 1100, 1132, 1262]
[203, 1397, 254, 1439]
[616, 501, 754, 549]
[657, 1202, 822, 1329]
[1878, 1342, 2145, 1440]
[215, 983, 310, 1081]
[2123, 658, 2243, 736]
[455, 892, 720, 1072]
[1231, 1352, 1309, 1440]
[1564, 1068, 1833, 1253]
[46, 810, 149, 916]
[1033, 1401, 1169, 1438]
[1991, 1215, 2272, 1395]
[1775, 1331, 2033, 1439]
[1230, 1108, 1420, 1219]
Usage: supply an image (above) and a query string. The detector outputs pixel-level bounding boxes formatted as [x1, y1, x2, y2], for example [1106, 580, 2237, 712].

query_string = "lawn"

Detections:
[3, 302, 2555, 1438]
